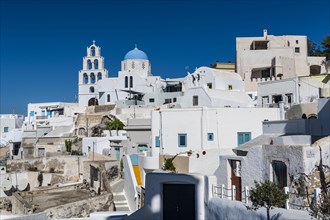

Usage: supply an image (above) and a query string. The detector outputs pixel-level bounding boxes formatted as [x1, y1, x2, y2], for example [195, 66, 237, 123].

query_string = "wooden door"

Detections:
[230, 160, 242, 201]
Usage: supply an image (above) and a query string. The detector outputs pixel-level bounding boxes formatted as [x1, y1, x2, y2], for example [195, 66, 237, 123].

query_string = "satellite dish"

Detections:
[1, 179, 12, 191]
[17, 178, 28, 191]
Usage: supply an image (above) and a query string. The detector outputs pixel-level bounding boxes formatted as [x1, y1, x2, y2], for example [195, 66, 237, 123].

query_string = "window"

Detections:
[228, 85, 233, 90]
[97, 72, 102, 80]
[262, 96, 269, 105]
[132, 61, 135, 69]
[83, 73, 88, 84]
[142, 62, 145, 69]
[3, 127, 9, 133]
[138, 144, 148, 152]
[94, 59, 98, 69]
[107, 94, 110, 102]
[193, 96, 198, 106]
[237, 132, 251, 146]
[125, 76, 128, 88]
[90, 46, 95, 56]
[164, 99, 171, 104]
[178, 134, 187, 147]
[149, 98, 155, 103]
[207, 133, 214, 141]
[155, 136, 160, 148]
[272, 161, 287, 189]
[130, 76, 133, 88]
[30, 111, 35, 117]
[87, 60, 92, 70]
[285, 93, 293, 104]
[173, 98, 177, 102]
[296, 40, 299, 44]
[295, 47, 300, 53]
[89, 86, 95, 93]
[207, 83, 212, 89]
[90, 73, 95, 84]
[272, 95, 282, 104]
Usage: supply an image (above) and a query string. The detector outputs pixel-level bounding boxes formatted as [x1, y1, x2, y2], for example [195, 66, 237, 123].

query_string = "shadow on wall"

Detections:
[285, 103, 317, 120]
[283, 98, 330, 136]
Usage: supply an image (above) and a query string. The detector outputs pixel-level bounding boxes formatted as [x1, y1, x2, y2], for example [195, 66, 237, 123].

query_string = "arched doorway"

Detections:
[88, 98, 99, 106]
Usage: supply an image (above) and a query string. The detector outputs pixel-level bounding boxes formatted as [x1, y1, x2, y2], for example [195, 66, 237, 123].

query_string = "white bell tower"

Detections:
[78, 41, 108, 107]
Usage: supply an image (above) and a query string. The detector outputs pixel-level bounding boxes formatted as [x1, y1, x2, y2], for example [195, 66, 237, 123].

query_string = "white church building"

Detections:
[78, 42, 182, 108]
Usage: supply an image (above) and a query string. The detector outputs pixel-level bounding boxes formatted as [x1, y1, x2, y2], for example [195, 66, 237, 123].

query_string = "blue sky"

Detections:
[1, 0, 329, 115]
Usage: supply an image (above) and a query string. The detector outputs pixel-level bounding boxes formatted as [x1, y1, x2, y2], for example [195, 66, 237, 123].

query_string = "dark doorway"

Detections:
[88, 98, 99, 106]
[163, 184, 196, 220]
[230, 160, 242, 201]
[272, 161, 287, 189]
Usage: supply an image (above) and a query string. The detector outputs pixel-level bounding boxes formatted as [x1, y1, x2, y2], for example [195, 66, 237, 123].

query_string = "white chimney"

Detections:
[263, 29, 268, 39]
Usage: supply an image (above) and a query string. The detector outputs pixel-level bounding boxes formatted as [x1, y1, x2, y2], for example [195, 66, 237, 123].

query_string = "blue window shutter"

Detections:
[178, 134, 187, 147]
[30, 111, 34, 116]
[238, 132, 251, 146]
[244, 133, 251, 142]
[207, 133, 214, 141]
[155, 136, 160, 148]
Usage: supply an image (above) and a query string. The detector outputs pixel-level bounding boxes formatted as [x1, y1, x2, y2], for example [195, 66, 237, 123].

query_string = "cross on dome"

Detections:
[92, 40, 96, 45]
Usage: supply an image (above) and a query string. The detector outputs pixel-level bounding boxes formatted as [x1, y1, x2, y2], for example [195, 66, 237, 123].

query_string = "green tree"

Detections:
[162, 154, 178, 172]
[320, 35, 330, 60]
[308, 39, 321, 56]
[65, 139, 72, 153]
[249, 180, 288, 220]
[104, 119, 125, 136]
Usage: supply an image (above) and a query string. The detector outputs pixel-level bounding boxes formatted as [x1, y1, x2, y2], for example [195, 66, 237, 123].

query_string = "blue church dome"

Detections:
[124, 47, 148, 60]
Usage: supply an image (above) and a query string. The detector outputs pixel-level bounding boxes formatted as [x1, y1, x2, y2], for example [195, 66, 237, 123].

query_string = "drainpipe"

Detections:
[159, 111, 163, 155]
[295, 77, 300, 104]
[201, 107, 204, 150]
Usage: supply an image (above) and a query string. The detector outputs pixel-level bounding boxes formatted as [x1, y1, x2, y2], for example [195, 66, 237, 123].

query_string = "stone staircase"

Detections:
[110, 179, 130, 211]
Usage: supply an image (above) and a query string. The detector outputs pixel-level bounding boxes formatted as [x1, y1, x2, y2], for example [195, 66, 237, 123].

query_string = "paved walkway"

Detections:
[110, 178, 130, 212]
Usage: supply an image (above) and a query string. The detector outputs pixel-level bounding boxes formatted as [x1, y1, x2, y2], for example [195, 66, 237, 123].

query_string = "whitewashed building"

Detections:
[151, 107, 280, 156]
[0, 114, 23, 140]
[216, 98, 330, 202]
[24, 102, 84, 130]
[236, 29, 326, 94]
[257, 74, 330, 108]
[178, 67, 254, 108]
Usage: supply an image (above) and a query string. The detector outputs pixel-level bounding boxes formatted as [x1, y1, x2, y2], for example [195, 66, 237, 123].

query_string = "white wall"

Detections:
[82, 137, 110, 156]
[123, 155, 138, 211]
[151, 107, 280, 155]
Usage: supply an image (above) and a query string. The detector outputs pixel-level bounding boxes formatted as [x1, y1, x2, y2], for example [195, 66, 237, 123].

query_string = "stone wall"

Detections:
[44, 193, 114, 219]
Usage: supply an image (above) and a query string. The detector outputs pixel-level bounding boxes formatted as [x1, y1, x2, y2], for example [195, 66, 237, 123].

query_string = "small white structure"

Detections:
[125, 172, 216, 220]
[82, 130, 127, 160]
[236, 29, 326, 93]
[257, 74, 330, 108]
[151, 106, 281, 156]
[24, 102, 84, 129]
[0, 114, 24, 139]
